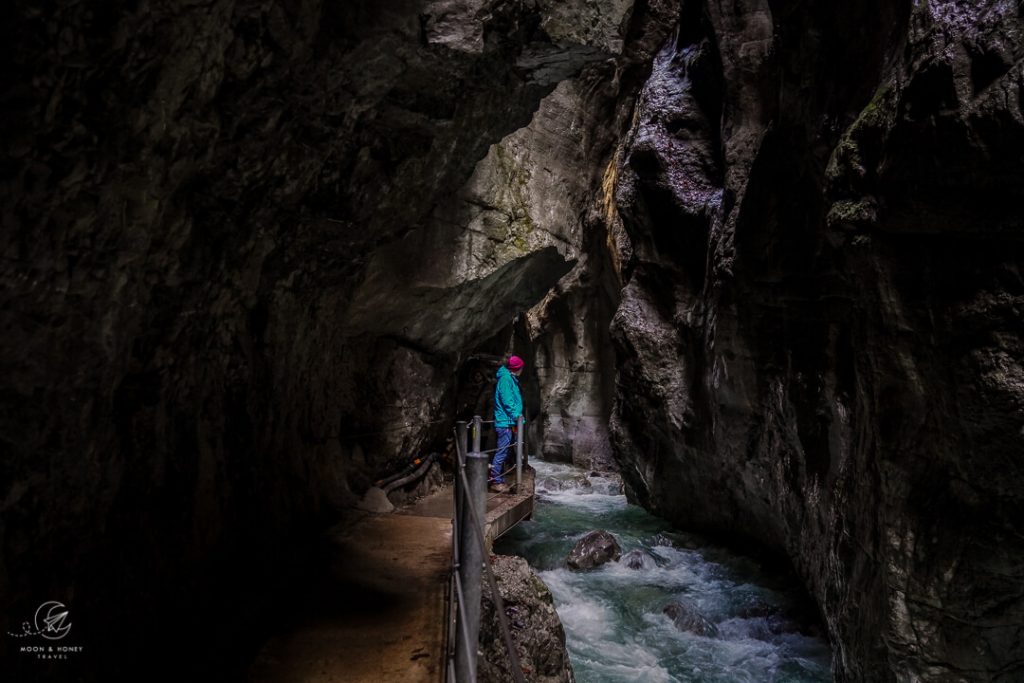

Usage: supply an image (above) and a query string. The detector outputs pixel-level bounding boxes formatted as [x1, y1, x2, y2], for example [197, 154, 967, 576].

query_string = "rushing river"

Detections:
[494, 459, 832, 683]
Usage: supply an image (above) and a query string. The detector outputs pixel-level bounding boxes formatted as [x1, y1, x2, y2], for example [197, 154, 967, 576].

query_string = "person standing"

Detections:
[490, 355, 524, 492]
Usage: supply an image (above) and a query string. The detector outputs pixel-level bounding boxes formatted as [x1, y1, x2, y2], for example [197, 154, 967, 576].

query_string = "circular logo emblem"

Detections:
[34, 601, 72, 640]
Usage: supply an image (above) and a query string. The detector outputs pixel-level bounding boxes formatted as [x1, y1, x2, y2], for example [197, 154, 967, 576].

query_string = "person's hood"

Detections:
[497, 365, 515, 381]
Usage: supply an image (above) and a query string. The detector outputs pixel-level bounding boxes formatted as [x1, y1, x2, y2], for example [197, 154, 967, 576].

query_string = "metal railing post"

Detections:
[458, 421, 470, 460]
[455, 416, 487, 683]
[455, 421, 468, 526]
[516, 415, 524, 492]
[472, 414, 482, 453]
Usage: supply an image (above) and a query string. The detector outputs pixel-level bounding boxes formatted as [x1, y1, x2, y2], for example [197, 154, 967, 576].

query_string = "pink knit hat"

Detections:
[507, 355, 525, 371]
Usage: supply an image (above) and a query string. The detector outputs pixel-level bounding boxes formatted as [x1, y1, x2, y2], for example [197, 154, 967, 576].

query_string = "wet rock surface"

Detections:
[607, 1, 1024, 680]
[480, 554, 575, 683]
[619, 549, 651, 570]
[538, 475, 590, 492]
[566, 529, 622, 570]
[662, 600, 719, 638]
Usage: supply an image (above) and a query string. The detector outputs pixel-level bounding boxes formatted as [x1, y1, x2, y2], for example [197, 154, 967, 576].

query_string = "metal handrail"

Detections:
[447, 415, 527, 683]
[467, 415, 526, 491]
[452, 570, 477, 681]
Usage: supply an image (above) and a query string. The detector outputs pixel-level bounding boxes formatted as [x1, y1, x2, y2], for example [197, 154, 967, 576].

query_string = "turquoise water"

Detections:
[495, 459, 832, 683]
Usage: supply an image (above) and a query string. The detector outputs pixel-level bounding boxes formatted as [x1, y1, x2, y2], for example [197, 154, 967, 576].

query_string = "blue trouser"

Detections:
[491, 427, 514, 483]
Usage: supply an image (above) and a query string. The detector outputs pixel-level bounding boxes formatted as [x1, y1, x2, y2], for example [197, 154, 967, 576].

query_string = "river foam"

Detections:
[496, 458, 832, 683]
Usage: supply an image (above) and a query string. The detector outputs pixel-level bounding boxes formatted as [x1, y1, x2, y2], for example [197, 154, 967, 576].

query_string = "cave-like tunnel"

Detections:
[2, 1, 1023, 681]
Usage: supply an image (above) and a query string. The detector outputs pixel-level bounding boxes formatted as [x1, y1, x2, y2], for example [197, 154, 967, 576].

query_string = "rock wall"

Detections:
[349, 0, 679, 470]
[479, 554, 575, 683]
[0, 0, 579, 677]
[459, 77, 623, 470]
[608, 1, 1024, 681]
[459, 5, 678, 471]
[0, 0, 670, 678]
[6, 0, 1020, 680]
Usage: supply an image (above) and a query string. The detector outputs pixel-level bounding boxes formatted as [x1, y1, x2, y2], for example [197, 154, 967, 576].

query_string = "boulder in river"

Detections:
[619, 549, 651, 570]
[566, 530, 621, 570]
[663, 600, 719, 637]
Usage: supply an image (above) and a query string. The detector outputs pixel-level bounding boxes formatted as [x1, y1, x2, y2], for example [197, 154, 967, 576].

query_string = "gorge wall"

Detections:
[608, 1, 1024, 681]
[0, 0, 672, 678]
[3, 0, 1022, 681]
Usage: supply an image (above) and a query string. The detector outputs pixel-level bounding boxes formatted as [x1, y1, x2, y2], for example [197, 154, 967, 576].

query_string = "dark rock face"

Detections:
[608, 1, 1024, 680]
[456, 2, 678, 472]
[566, 530, 622, 570]
[4, 0, 1020, 680]
[662, 600, 719, 638]
[480, 554, 575, 683]
[0, 0, 672, 677]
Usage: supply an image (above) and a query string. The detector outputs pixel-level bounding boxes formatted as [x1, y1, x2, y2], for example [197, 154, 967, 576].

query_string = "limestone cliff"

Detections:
[608, 1, 1024, 680]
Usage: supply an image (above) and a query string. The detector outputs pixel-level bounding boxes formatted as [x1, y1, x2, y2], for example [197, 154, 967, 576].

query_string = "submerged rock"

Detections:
[663, 600, 719, 638]
[566, 530, 621, 570]
[619, 549, 651, 570]
[585, 473, 624, 496]
[538, 475, 593, 492]
[537, 476, 589, 492]
[480, 555, 575, 683]
[651, 532, 702, 551]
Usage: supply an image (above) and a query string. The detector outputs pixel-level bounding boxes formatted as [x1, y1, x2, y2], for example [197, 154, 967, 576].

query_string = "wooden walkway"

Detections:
[250, 468, 534, 683]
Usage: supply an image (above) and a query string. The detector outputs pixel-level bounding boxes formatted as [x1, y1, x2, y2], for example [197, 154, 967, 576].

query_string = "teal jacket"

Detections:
[494, 366, 523, 428]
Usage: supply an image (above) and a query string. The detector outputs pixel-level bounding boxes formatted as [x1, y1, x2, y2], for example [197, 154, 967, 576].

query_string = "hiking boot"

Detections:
[489, 482, 509, 493]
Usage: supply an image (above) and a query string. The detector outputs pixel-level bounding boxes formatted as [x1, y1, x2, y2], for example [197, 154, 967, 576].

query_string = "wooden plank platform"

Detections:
[484, 467, 535, 550]
[399, 466, 535, 549]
